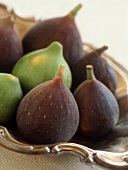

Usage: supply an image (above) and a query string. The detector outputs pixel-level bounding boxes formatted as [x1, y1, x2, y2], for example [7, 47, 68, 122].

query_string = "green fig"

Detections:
[74, 65, 119, 137]
[22, 4, 84, 70]
[0, 73, 23, 123]
[16, 65, 79, 144]
[12, 41, 72, 93]
[0, 15, 23, 73]
[72, 46, 118, 94]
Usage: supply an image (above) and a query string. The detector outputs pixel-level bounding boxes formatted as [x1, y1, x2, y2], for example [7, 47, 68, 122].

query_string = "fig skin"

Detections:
[16, 65, 79, 144]
[0, 16, 23, 73]
[0, 73, 23, 123]
[72, 46, 118, 94]
[22, 4, 83, 70]
[74, 65, 119, 137]
[12, 41, 72, 93]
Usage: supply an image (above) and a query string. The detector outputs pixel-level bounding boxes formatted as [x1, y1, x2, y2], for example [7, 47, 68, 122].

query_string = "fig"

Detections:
[72, 46, 118, 94]
[12, 41, 72, 93]
[16, 65, 79, 144]
[0, 15, 23, 73]
[74, 65, 119, 137]
[22, 4, 83, 70]
[0, 73, 23, 123]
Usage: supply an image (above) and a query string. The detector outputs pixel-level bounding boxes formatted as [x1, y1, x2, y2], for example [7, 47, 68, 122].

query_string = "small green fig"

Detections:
[12, 41, 72, 93]
[0, 73, 23, 123]
[74, 65, 119, 137]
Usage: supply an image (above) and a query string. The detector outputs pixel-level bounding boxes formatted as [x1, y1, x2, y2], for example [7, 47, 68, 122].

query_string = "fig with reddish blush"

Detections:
[16, 65, 79, 144]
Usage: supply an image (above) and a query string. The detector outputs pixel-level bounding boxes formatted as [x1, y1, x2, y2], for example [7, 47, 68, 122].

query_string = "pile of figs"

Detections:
[0, 4, 122, 144]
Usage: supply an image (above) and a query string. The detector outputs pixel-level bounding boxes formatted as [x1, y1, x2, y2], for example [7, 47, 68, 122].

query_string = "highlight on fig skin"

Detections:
[12, 41, 72, 93]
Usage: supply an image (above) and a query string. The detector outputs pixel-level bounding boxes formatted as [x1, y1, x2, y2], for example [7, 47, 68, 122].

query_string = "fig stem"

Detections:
[55, 65, 65, 79]
[86, 65, 95, 80]
[68, 3, 82, 18]
[95, 46, 108, 55]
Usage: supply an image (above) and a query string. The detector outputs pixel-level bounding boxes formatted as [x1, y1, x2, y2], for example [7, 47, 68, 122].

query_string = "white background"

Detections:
[0, 0, 128, 68]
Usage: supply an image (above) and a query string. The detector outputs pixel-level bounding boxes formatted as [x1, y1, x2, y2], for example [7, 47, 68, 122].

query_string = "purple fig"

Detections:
[22, 4, 84, 70]
[0, 15, 23, 72]
[16, 65, 79, 144]
[74, 65, 119, 137]
[72, 46, 118, 94]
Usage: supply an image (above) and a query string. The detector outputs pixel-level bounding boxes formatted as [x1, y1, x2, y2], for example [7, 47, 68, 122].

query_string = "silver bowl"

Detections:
[0, 3, 128, 169]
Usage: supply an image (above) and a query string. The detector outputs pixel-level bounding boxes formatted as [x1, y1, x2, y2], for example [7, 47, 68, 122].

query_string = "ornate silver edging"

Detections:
[0, 125, 128, 170]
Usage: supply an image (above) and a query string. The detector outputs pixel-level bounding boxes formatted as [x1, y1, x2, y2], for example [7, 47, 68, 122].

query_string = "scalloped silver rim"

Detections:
[0, 125, 128, 170]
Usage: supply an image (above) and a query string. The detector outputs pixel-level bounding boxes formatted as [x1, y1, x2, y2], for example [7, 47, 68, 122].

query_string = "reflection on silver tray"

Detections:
[0, 3, 128, 169]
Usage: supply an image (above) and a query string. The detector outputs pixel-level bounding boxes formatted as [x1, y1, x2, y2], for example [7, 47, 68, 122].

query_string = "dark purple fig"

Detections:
[22, 4, 83, 70]
[74, 65, 119, 137]
[0, 16, 23, 72]
[16, 65, 79, 144]
[72, 46, 118, 94]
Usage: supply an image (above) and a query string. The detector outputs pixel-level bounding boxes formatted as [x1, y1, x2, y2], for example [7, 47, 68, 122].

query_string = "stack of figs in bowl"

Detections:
[0, 3, 128, 155]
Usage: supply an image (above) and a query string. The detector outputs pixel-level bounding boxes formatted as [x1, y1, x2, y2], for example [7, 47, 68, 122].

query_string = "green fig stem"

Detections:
[86, 65, 95, 80]
[68, 3, 82, 18]
[95, 46, 108, 55]
[55, 65, 65, 79]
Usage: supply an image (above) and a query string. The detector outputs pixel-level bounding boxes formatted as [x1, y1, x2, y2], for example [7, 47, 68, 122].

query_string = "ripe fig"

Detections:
[22, 4, 83, 70]
[74, 65, 119, 137]
[72, 46, 118, 94]
[16, 65, 79, 144]
[0, 15, 23, 72]
[0, 73, 23, 123]
[12, 41, 72, 93]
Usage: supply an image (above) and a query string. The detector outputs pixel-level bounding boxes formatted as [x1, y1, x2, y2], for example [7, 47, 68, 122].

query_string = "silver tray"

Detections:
[0, 3, 128, 170]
